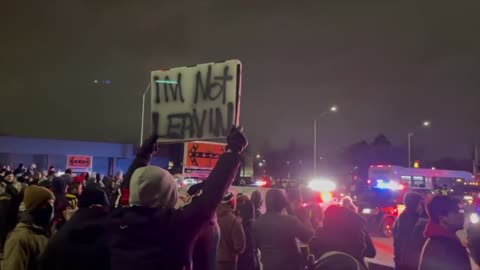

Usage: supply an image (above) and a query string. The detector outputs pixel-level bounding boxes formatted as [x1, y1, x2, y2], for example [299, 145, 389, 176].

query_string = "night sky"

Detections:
[1, 1, 480, 160]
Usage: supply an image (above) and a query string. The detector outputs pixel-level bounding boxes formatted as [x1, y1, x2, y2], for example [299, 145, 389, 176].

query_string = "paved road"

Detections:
[368, 237, 394, 269]
[369, 234, 479, 270]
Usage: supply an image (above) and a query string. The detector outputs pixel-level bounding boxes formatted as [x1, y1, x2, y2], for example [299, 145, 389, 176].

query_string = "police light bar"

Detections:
[254, 180, 268, 187]
[375, 180, 404, 191]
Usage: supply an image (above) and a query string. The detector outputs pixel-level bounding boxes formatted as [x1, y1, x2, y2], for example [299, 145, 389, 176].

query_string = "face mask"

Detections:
[32, 204, 54, 226]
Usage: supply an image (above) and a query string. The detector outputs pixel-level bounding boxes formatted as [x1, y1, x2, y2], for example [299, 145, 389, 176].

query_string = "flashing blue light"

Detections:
[374, 180, 403, 191]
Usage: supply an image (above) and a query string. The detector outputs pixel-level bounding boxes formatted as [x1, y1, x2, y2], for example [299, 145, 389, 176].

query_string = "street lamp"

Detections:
[140, 84, 152, 146]
[408, 120, 431, 168]
[139, 79, 178, 146]
[256, 154, 261, 159]
[314, 105, 338, 176]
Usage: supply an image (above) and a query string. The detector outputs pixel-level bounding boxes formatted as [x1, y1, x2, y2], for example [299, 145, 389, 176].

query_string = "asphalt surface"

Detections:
[370, 233, 479, 270]
[368, 237, 394, 269]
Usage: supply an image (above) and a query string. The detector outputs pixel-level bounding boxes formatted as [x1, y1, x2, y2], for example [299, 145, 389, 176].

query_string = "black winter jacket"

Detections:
[108, 153, 241, 270]
[419, 222, 471, 270]
[40, 207, 110, 270]
[393, 210, 420, 270]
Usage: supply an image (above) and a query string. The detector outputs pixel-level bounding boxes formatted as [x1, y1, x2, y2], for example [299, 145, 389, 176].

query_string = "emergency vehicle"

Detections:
[358, 165, 475, 237]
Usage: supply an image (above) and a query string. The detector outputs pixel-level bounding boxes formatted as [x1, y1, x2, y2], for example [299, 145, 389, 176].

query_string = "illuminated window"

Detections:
[400, 176, 411, 186]
[412, 176, 425, 187]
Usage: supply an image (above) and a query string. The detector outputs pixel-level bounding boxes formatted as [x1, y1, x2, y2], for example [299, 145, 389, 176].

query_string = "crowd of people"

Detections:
[392, 191, 480, 270]
[0, 127, 480, 270]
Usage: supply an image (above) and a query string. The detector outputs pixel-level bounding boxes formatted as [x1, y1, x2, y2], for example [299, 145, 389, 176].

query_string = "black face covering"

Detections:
[32, 204, 54, 227]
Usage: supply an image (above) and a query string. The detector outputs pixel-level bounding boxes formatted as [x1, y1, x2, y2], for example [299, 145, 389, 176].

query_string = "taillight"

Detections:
[381, 206, 399, 216]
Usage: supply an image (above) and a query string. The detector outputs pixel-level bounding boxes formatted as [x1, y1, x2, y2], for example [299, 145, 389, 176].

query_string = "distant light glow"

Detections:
[308, 179, 336, 192]
[155, 80, 178, 84]
[362, 208, 372, 214]
[330, 105, 338, 112]
[321, 192, 333, 203]
[375, 180, 404, 190]
[423, 121, 431, 127]
[254, 180, 267, 187]
[470, 213, 479, 224]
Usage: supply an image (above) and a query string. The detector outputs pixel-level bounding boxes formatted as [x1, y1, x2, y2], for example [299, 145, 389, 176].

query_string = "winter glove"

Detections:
[138, 134, 159, 158]
[226, 126, 248, 154]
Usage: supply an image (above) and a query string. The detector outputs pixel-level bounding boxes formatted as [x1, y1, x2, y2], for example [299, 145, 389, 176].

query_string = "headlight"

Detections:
[308, 179, 336, 192]
[362, 208, 373, 214]
[470, 213, 479, 224]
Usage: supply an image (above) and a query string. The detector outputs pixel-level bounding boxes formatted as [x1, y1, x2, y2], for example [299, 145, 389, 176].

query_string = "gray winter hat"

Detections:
[129, 166, 178, 208]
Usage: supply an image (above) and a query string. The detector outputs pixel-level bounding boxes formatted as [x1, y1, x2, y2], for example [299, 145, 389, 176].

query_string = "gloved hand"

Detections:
[138, 134, 159, 157]
[226, 126, 248, 154]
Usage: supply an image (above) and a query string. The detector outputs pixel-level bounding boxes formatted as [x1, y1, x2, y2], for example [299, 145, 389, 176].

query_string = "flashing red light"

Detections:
[381, 206, 400, 217]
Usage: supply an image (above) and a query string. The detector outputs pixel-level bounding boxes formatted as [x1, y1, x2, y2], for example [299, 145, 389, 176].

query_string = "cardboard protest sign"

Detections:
[183, 141, 226, 178]
[151, 60, 242, 142]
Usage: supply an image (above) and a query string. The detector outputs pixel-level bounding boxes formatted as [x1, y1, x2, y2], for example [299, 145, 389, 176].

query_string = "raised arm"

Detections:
[181, 127, 247, 228]
[118, 135, 158, 206]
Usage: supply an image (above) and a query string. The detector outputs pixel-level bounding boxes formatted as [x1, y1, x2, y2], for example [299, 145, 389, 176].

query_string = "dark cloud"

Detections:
[1, 1, 479, 159]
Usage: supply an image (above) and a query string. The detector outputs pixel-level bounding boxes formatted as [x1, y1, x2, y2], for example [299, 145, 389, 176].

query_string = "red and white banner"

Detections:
[66, 155, 93, 170]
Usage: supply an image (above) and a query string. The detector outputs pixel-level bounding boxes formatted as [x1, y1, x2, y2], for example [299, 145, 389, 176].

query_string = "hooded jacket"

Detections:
[40, 186, 110, 270]
[2, 215, 49, 270]
[310, 206, 369, 270]
[237, 200, 259, 270]
[393, 209, 420, 269]
[393, 192, 423, 270]
[217, 203, 246, 263]
[0, 191, 13, 250]
[402, 216, 428, 270]
[251, 190, 263, 219]
[418, 221, 471, 270]
[254, 189, 314, 270]
[0, 177, 20, 245]
[108, 152, 241, 270]
[51, 177, 68, 228]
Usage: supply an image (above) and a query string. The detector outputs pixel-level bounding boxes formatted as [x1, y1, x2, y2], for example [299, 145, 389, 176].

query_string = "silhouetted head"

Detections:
[265, 189, 289, 213]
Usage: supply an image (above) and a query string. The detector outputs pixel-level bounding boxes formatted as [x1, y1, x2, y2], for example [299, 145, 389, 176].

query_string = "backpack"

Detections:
[314, 251, 366, 270]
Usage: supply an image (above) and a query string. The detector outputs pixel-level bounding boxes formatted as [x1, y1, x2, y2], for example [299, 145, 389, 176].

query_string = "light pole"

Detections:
[408, 121, 430, 168]
[140, 83, 151, 146]
[313, 105, 338, 176]
[139, 79, 178, 146]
